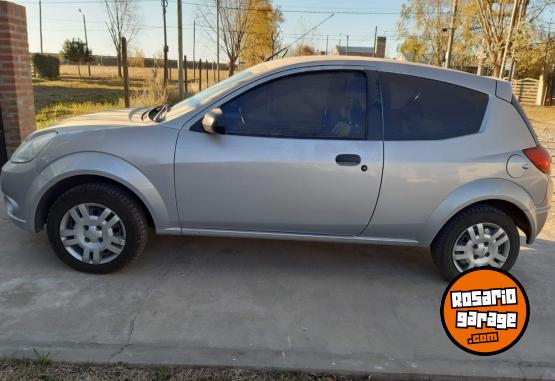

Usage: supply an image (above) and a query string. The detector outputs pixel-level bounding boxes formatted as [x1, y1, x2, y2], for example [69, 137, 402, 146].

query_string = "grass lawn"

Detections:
[33, 65, 228, 129]
[0, 359, 367, 381]
[33, 77, 126, 128]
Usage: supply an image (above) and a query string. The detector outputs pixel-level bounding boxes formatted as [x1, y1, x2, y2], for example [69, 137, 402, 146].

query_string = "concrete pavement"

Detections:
[1, 202, 554, 379]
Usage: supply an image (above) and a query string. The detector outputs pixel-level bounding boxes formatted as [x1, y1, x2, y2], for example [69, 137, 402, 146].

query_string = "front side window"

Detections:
[380, 73, 489, 140]
[218, 71, 368, 139]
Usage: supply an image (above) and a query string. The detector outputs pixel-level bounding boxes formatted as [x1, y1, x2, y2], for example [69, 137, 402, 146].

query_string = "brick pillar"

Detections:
[0, 1, 36, 157]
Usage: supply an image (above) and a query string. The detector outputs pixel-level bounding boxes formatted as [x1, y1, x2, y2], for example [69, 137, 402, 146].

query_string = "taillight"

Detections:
[523, 145, 552, 175]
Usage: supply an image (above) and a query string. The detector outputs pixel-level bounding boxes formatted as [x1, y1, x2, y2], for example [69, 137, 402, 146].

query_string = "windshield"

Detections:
[166, 70, 255, 120]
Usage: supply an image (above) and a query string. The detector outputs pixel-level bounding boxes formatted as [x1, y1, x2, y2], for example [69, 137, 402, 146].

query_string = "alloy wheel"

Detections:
[452, 222, 510, 272]
[59, 203, 126, 265]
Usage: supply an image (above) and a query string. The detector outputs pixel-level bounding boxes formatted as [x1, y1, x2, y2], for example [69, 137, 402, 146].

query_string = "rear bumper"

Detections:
[528, 176, 553, 243]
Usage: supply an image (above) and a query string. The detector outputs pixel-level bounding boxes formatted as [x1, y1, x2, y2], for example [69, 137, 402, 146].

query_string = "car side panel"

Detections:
[361, 96, 539, 244]
[418, 178, 537, 246]
[34, 126, 180, 233]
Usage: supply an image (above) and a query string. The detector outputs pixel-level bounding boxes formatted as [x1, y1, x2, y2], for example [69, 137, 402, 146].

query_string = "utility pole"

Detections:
[373, 26, 377, 57]
[346, 35, 349, 55]
[121, 37, 130, 108]
[177, 0, 184, 99]
[325, 35, 328, 55]
[500, 0, 519, 78]
[544, 20, 552, 73]
[193, 18, 196, 80]
[216, 0, 220, 82]
[509, 0, 528, 80]
[444, 0, 458, 68]
[161, 0, 169, 87]
[79, 9, 91, 76]
[39, 0, 43, 53]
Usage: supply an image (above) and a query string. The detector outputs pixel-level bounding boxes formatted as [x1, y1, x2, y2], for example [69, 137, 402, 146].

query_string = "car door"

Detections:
[174, 67, 383, 236]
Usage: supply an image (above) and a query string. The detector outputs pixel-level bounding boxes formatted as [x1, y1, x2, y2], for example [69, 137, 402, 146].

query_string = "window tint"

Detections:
[219, 71, 367, 139]
[381, 73, 489, 140]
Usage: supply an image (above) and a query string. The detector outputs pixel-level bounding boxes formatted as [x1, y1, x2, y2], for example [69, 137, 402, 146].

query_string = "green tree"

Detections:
[397, 0, 455, 65]
[61, 39, 93, 78]
[243, 0, 283, 66]
[513, 24, 555, 78]
[399, 35, 427, 62]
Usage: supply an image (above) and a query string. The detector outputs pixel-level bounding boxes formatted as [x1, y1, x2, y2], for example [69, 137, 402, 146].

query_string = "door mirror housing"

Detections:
[202, 108, 225, 134]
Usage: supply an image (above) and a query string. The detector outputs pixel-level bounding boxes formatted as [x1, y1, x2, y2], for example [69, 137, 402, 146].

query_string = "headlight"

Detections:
[11, 131, 57, 163]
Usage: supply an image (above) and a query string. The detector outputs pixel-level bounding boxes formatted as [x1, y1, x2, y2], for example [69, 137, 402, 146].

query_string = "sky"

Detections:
[18, 0, 407, 62]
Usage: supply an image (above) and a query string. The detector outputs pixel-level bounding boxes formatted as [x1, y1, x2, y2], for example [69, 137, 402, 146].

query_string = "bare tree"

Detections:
[199, 0, 254, 75]
[105, 0, 140, 77]
[475, 0, 555, 77]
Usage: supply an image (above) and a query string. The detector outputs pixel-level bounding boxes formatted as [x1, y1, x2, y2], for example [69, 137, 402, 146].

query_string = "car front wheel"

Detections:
[46, 183, 148, 273]
[431, 205, 520, 281]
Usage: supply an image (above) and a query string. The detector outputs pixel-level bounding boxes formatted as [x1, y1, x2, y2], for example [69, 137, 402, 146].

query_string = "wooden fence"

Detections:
[512, 78, 539, 106]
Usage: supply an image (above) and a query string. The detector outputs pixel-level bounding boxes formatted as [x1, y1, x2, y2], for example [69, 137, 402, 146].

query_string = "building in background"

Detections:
[332, 37, 387, 58]
[375, 36, 386, 58]
[332, 46, 373, 57]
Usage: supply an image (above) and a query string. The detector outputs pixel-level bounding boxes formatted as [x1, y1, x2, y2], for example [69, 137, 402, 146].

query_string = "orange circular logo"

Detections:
[441, 268, 529, 356]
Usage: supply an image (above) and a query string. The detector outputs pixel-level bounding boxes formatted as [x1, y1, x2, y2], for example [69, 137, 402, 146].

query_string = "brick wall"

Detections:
[0, 0, 36, 157]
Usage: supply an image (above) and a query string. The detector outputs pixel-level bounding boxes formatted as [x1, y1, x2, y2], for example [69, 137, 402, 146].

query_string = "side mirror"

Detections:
[202, 108, 225, 134]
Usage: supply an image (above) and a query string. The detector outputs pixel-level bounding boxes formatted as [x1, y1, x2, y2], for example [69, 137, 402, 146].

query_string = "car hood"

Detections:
[48, 107, 154, 132]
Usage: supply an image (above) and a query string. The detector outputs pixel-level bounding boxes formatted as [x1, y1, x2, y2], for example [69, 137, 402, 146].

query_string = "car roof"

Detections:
[249, 56, 508, 99]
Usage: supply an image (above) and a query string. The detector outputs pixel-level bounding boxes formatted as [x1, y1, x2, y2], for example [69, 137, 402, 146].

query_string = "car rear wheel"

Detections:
[46, 183, 148, 273]
[431, 205, 520, 281]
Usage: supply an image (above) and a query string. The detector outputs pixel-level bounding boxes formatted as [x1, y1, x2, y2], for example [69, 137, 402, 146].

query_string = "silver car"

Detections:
[1, 57, 552, 280]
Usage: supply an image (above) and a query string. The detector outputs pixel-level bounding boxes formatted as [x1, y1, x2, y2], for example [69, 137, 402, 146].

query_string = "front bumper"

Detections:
[0, 160, 41, 232]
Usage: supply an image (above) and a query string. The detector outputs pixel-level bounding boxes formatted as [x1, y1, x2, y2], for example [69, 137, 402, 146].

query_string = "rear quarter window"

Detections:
[380, 73, 489, 140]
[511, 96, 540, 145]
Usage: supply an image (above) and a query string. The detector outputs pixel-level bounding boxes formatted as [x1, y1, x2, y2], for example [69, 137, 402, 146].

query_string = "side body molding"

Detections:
[420, 178, 537, 246]
[34, 152, 180, 234]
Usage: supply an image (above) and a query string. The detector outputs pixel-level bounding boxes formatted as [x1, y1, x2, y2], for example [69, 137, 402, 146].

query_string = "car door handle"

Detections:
[335, 154, 361, 166]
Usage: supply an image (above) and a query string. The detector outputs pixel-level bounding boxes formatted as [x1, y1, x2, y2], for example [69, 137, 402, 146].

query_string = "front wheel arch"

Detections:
[35, 175, 155, 232]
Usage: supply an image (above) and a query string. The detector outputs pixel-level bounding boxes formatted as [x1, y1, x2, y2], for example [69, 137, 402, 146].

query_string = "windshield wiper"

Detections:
[140, 107, 153, 121]
[141, 105, 162, 121]
[153, 103, 170, 122]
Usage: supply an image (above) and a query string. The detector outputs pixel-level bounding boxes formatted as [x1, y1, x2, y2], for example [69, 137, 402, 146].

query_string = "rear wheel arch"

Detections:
[421, 179, 536, 247]
[35, 174, 155, 232]
[430, 199, 532, 247]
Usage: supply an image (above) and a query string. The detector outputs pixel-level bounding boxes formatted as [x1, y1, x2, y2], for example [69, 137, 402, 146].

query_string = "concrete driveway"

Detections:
[0, 201, 554, 380]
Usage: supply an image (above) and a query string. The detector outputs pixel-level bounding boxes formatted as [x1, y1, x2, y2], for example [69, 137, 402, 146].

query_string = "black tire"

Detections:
[46, 183, 148, 273]
[431, 205, 520, 281]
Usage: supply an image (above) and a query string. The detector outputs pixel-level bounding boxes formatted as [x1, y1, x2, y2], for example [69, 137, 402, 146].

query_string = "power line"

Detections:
[19, 0, 448, 16]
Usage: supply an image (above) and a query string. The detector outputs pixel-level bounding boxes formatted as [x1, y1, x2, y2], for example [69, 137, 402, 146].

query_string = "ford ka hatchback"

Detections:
[1, 57, 552, 280]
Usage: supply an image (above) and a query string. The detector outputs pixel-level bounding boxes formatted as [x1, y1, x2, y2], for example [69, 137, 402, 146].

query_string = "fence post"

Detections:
[121, 36, 130, 108]
[536, 74, 546, 106]
[184, 55, 188, 95]
[205, 61, 209, 87]
[198, 59, 202, 91]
